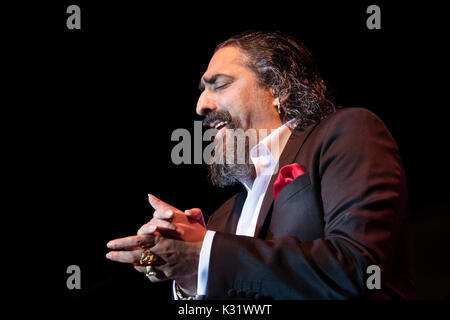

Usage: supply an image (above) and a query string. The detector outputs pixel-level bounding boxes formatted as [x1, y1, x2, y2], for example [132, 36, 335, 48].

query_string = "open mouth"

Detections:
[210, 120, 229, 141]
[211, 120, 228, 130]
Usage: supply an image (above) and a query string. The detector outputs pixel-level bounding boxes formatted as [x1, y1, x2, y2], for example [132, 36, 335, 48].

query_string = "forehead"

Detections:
[203, 46, 248, 78]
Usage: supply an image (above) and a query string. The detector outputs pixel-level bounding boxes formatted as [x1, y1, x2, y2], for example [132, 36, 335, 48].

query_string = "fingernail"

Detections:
[184, 210, 191, 215]
[106, 253, 111, 259]
[148, 225, 156, 232]
[106, 241, 112, 248]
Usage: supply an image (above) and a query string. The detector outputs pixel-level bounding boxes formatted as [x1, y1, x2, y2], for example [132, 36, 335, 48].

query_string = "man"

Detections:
[106, 31, 415, 299]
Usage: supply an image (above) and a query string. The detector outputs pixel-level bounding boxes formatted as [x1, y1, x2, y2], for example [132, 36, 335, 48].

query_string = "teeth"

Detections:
[214, 121, 228, 129]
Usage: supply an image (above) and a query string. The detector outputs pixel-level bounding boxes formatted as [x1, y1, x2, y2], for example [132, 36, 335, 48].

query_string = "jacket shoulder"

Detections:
[320, 107, 387, 129]
[310, 107, 396, 145]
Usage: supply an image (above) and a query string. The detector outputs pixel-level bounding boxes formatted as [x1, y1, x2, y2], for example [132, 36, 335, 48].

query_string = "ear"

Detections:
[270, 88, 287, 107]
[270, 88, 281, 107]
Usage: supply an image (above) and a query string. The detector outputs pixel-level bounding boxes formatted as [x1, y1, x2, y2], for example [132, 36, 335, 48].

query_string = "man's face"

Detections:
[197, 46, 281, 140]
[197, 46, 282, 187]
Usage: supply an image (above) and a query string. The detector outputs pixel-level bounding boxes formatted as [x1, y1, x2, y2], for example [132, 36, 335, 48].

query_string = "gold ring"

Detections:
[140, 248, 155, 266]
[145, 265, 157, 277]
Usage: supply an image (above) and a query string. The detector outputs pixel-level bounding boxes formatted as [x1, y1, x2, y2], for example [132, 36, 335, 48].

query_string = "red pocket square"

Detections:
[273, 163, 305, 200]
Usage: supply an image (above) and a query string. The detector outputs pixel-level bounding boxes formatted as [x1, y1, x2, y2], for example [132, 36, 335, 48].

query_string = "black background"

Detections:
[10, 0, 449, 307]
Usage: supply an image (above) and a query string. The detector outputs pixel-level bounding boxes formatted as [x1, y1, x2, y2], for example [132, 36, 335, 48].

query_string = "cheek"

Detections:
[214, 91, 243, 119]
[226, 88, 254, 118]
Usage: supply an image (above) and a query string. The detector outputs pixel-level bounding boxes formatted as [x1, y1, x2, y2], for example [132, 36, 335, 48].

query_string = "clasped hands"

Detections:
[106, 194, 207, 296]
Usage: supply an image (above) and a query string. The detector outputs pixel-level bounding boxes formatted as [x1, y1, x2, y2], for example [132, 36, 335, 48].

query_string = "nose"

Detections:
[196, 91, 217, 116]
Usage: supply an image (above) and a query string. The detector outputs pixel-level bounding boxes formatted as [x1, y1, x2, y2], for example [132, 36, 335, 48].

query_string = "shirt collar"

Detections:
[239, 119, 295, 191]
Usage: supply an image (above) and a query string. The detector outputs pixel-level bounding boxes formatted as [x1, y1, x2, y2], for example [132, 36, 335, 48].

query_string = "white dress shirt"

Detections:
[174, 120, 294, 298]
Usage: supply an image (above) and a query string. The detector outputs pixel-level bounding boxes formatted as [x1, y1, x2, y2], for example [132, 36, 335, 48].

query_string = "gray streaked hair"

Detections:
[215, 30, 336, 130]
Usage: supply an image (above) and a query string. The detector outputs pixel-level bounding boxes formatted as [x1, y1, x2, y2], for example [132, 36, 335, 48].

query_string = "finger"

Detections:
[150, 218, 177, 230]
[137, 223, 156, 235]
[148, 194, 173, 211]
[147, 274, 167, 283]
[137, 219, 178, 235]
[106, 250, 141, 264]
[133, 266, 167, 282]
[106, 234, 155, 249]
[153, 209, 174, 219]
[134, 265, 147, 273]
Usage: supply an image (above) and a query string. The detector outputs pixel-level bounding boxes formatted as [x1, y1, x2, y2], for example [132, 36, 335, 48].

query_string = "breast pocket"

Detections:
[274, 172, 311, 206]
[270, 172, 324, 241]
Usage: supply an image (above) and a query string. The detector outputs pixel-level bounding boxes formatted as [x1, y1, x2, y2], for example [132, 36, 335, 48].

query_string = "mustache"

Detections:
[202, 110, 234, 129]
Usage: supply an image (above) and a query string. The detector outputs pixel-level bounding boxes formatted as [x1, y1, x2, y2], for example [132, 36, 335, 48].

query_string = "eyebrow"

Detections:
[199, 74, 234, 91]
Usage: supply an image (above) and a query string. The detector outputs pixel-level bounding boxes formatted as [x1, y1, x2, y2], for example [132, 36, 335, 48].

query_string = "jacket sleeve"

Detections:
[205, 109, 409, 299]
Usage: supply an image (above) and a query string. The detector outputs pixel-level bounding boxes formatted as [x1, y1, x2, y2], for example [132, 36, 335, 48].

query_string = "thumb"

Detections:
[184, 208, 203, 221]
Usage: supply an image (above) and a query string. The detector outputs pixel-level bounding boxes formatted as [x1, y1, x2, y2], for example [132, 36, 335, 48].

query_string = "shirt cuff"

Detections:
[172, 280, 179, 300]
[172, 230, 215, 299]
[197, 230, 216, 296]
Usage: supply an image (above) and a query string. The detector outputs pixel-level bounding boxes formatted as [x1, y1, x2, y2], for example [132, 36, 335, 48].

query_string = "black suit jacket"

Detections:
[203, 108, 415, 300]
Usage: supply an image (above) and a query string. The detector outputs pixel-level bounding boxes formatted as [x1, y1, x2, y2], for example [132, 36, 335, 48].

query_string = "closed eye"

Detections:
[215, 82, 230, 91]
[199, 74, 235, 92]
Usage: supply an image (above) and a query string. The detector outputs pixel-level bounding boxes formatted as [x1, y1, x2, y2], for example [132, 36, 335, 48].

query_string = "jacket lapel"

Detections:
[207, 186, 247, 233]
[224, 187, 247, 234]
[254, 125, 316, 237]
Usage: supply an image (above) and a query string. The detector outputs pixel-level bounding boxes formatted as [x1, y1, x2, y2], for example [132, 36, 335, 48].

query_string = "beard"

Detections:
[203, 110, 256, 187]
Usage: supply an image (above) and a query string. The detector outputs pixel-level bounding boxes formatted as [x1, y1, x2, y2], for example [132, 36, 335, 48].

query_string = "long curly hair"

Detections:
[215, 30, 337, 131]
